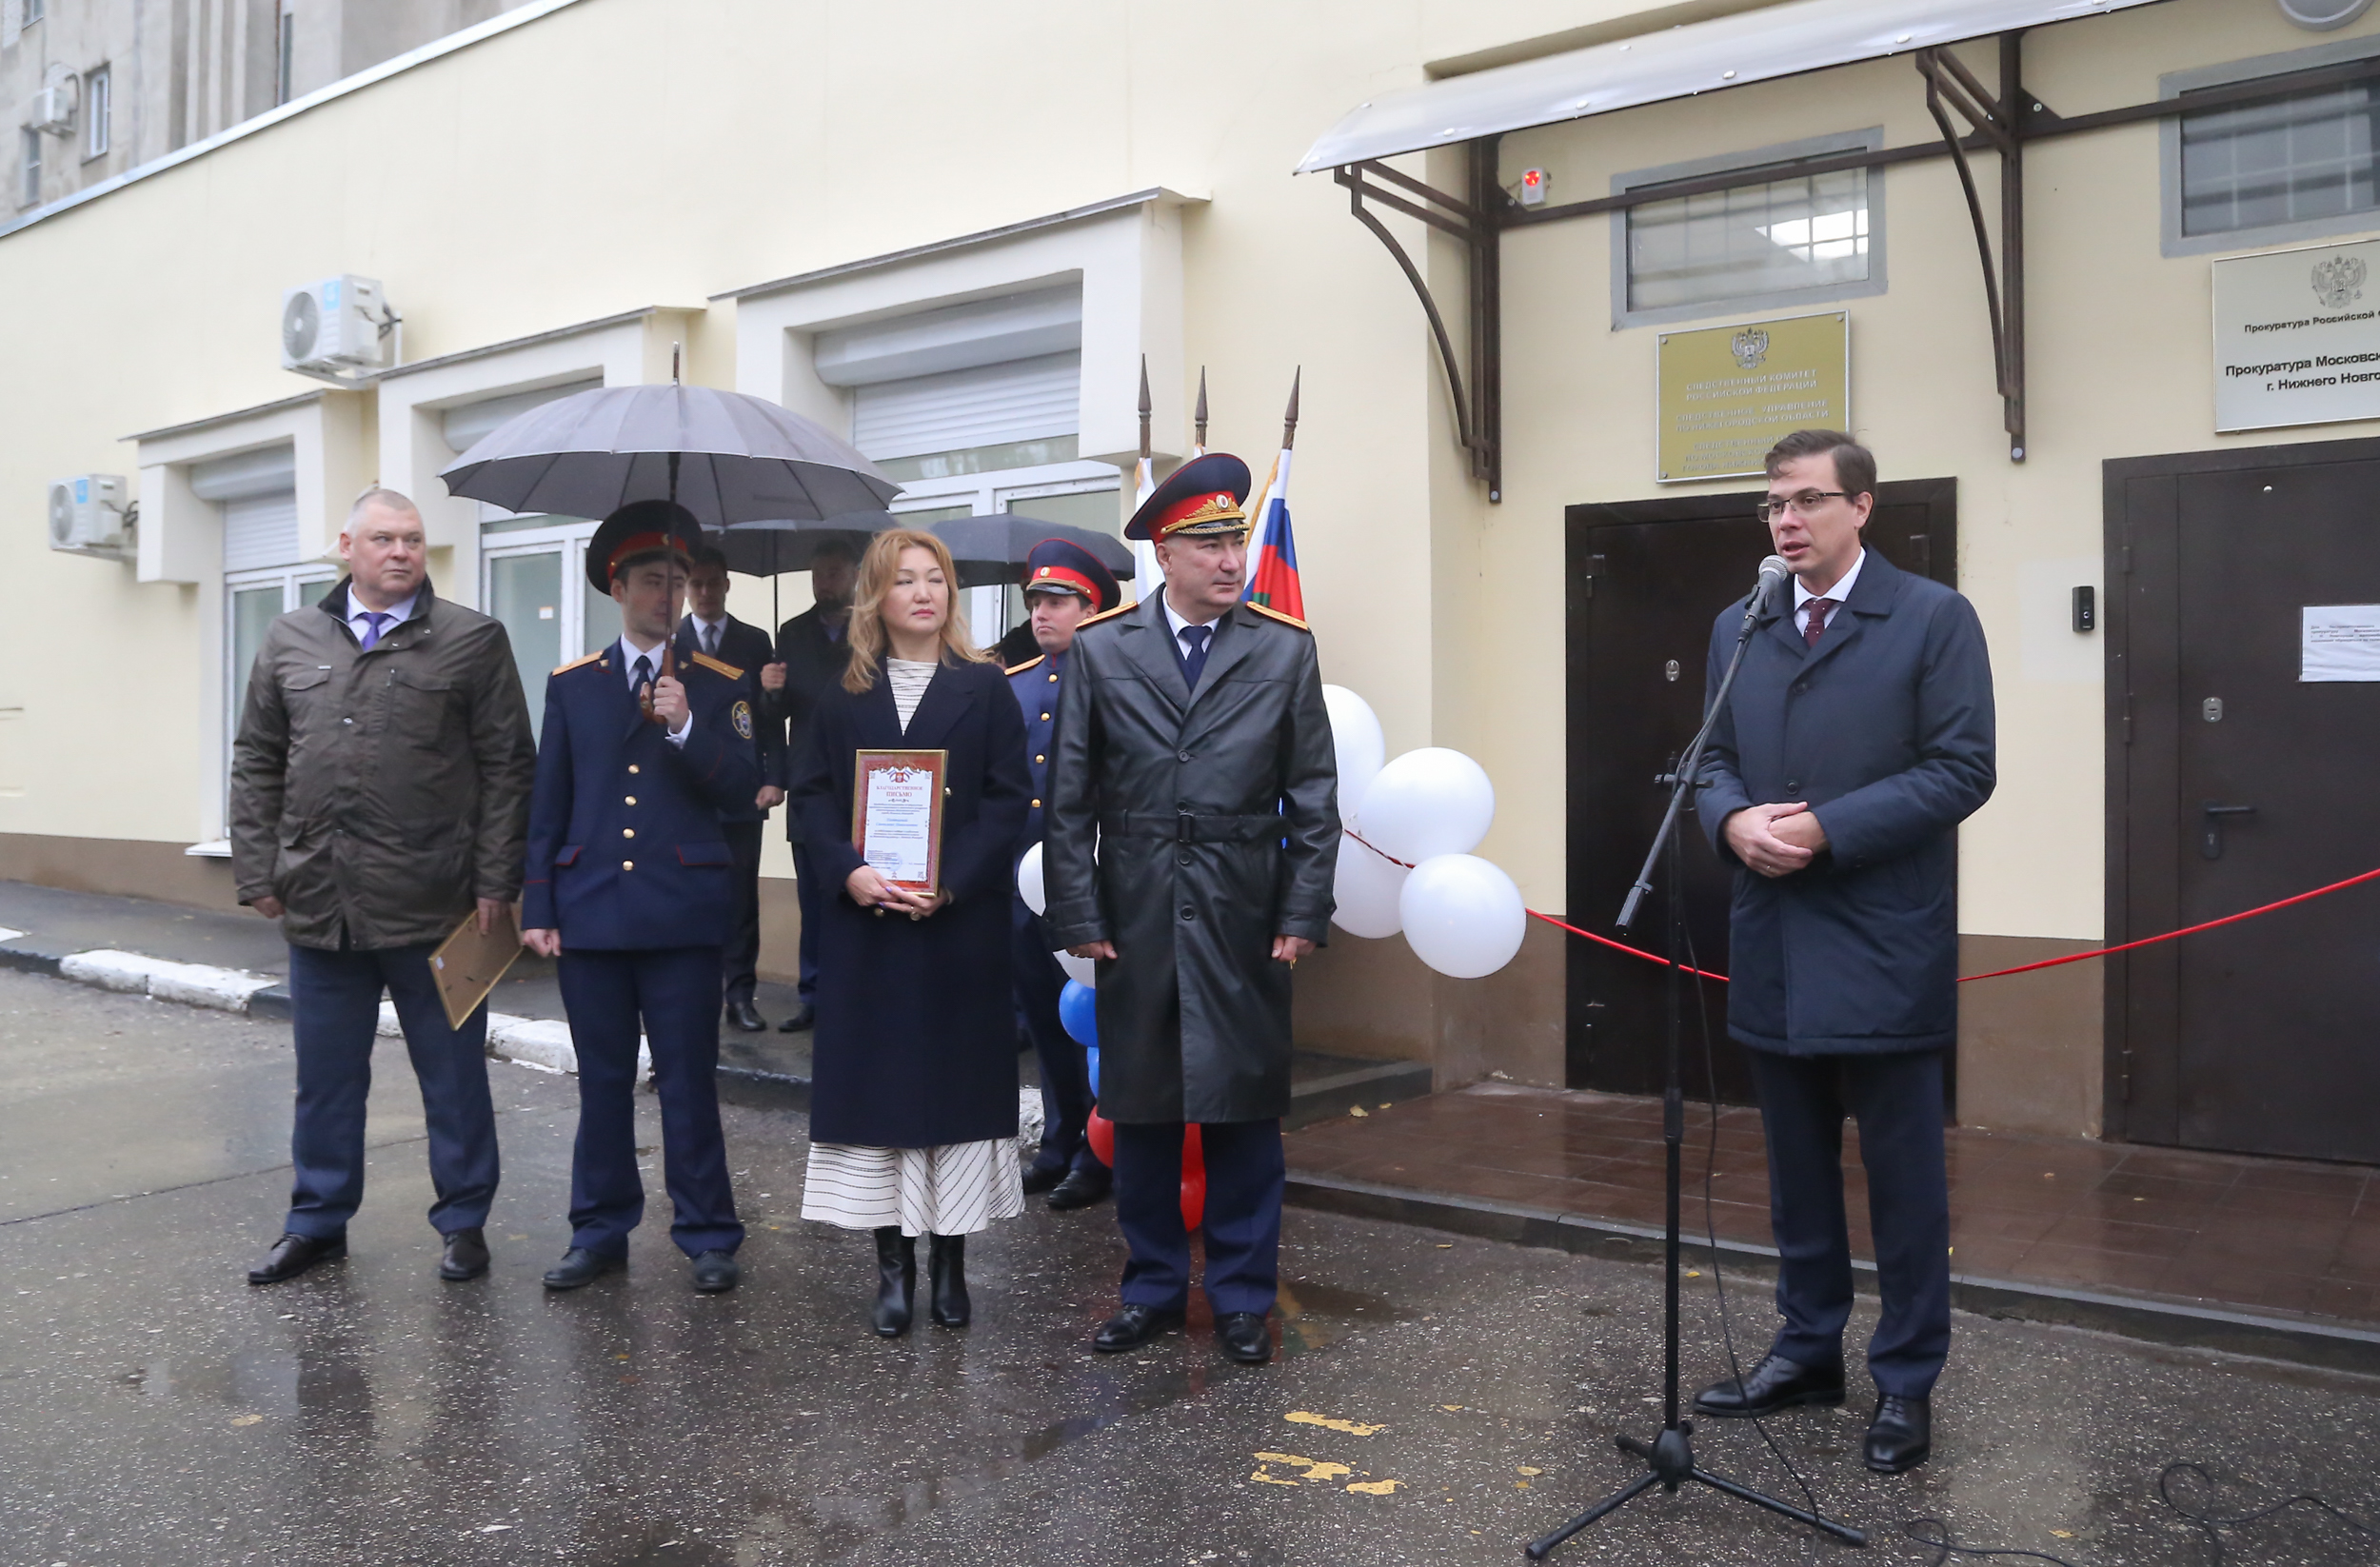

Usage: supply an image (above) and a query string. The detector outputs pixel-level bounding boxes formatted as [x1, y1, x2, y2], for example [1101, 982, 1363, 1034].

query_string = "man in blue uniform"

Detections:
[1007, 538, 1121, 1211]
[677, 545, 786, 1034]
[522, 501, 759, 1294]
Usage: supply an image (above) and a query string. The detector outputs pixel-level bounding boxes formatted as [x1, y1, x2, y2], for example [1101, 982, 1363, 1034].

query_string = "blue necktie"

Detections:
[631, 653, 653, 694]
[1178, 624, 1212, 688]
[357, 611, 390, 651]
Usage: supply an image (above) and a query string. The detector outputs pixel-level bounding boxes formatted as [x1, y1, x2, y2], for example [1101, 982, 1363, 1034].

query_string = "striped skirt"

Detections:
[801, 1139, 1023, 1237]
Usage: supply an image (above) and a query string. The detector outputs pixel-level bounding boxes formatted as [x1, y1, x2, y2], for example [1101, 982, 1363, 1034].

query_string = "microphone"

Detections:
[1740, 554, 1790, 634]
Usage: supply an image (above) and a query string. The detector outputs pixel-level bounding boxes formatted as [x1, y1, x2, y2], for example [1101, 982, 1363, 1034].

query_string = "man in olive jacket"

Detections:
[230, 489, 536, 1286]
[1045, 453, 1339, 1366]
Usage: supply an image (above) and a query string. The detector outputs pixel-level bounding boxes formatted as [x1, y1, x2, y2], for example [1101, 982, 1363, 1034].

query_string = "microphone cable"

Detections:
[1669, 871, 2378, 1567]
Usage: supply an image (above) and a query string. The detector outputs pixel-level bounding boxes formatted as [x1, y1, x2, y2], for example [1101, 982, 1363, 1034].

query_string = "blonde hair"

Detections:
[843, 527, 990, 694]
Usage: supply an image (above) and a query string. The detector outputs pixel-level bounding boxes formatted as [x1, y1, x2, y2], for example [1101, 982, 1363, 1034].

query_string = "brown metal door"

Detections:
[2110, 444, 2380, 1162]
[1565, 480, 1957, 1101]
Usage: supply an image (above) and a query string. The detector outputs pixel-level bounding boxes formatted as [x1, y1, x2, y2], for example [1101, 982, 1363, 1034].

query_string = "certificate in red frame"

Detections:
[852, 748, 947, 893]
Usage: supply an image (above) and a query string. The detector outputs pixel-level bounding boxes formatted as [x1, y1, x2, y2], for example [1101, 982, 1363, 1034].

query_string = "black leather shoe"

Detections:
[777, 1004, 816, 1034]
[1217, 1311, 1274, 1364]
[1692, 1353, 1846, 1418]
[724, 1000, 766, 1032]
[872, 1227, 916, 1338]
[1093, 1302, 1186, 1353]
[439, 1227, 489, 1281]
[247, 1232, 346, 1285]
[926, 1234, 970, 1327]
[1046, 1167, 1113, 1211]
[1021, 1163, 1065, 1197]
[542, 1248, 624, 1290]
[1864, 1395, 1932, 1474]
[690, 1249, 740, 1293]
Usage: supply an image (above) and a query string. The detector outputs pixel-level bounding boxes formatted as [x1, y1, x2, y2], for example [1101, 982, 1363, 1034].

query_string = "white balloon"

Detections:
[1331, 831, 1409, 938]
[1321, 684, 1386, 822]
[1399, 854, 1528, 980]
[1017, 842, 1047, 916]
[1054, 948, 1098, 987]
[1356, 747, 1496, 865]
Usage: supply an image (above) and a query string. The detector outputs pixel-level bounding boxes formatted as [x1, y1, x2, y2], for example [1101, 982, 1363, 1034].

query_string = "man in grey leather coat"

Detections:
[1044, 452, 1339, 1365]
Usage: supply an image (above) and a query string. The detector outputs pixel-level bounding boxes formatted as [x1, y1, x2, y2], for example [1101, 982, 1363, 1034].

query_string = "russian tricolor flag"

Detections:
[1243, 446, 1302, 619]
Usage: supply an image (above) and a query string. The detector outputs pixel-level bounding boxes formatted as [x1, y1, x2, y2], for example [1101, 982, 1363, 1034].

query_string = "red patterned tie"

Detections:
[1802, 598, 1835, 649]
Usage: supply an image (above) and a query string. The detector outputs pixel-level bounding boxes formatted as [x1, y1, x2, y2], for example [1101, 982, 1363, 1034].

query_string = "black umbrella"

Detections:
[929, 514, 1135, 591]
[439, 382, 899, 524]
[705, 511, 897, 628]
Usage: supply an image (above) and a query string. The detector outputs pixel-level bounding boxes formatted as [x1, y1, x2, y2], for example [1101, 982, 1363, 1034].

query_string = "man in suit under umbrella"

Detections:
[678, 545, 786, 1033]
[773, 538, 861, 1034]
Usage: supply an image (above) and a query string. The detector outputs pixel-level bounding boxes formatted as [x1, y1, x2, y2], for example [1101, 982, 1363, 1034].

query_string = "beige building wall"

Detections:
[0, 0, 2372, 1137]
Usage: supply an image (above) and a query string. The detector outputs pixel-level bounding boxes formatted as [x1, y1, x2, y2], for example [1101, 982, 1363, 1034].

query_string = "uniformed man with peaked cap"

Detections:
[522, 500, 759, 1295]
[1008, 537, 1122, 1211]
[1043, 454, 1339, 1364]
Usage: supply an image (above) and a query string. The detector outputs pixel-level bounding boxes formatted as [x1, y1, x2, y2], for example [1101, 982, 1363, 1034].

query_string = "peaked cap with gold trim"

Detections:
[1124, 452, 1252, 542]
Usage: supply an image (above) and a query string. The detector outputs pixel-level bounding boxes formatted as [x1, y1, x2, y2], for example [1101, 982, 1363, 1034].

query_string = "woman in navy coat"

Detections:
[786, 527, 1031, 1337]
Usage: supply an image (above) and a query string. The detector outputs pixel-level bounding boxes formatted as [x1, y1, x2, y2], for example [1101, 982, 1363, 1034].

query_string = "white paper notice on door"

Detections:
[2301, 605, 2380, 682]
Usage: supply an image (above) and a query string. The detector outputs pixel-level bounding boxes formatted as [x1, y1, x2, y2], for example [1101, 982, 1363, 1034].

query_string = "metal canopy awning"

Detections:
[1296, 0, 2160, 173]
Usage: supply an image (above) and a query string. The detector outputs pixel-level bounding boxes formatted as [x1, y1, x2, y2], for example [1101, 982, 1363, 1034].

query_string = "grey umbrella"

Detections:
[439, 383, 899, 524]
[706, 510, 896, 579]
[929, 514, 1135, 590]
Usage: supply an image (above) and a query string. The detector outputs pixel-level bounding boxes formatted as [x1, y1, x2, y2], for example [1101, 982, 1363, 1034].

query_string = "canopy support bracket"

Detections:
[1918, 34, 2031, 462]
[1336, 150, 1506, 499]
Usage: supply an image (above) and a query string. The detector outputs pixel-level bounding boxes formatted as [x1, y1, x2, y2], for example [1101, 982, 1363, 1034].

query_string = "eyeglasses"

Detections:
[1755, 490, 1851, 524]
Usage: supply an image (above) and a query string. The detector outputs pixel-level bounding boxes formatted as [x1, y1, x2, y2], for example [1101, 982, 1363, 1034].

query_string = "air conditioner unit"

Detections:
[29, 83, 74, 136]
[280, 274, 391, 374]
[47, 474, 128, 555]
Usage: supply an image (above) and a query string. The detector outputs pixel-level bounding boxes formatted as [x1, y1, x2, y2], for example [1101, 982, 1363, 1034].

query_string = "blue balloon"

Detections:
[1085, 1044, 1101, 1098]
[1060, 979, 1099, 1048]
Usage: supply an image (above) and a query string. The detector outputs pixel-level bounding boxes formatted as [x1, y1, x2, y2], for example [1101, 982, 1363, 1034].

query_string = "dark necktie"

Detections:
[703, 624, 720, 656]
[1178, 624, 1213, 687]
[1802, 598, 1836, 649]
[631, 653, 654, 692]
[357, 611, 390, 651]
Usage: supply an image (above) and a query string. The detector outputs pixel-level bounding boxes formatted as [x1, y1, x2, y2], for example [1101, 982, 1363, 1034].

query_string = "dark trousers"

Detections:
[556, 946, 744, 1259]
[1114, 1119, 1284, 1317]
[721, 820, 764, 1005]
[1012, 898, 1103, 1179]
[284, 941, 498, 1240]
[790, 838, 823, 1004]
[1748, 1047, 1952, 1399]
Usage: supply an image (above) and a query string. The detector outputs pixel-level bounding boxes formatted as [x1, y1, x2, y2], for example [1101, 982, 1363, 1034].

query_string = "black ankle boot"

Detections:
[927, 1233, 970, 1327]
[871, 1227, 915, 1338]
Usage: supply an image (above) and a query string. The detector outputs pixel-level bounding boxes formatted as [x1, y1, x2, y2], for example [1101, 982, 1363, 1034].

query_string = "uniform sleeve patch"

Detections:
[731, 700, 755, 741]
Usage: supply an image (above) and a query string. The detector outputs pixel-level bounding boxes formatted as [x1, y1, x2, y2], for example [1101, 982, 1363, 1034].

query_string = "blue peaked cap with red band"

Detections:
[1021, 537, 1121, 613]
[586, 499, 704, 591]
[1124, 452, 1252, 542]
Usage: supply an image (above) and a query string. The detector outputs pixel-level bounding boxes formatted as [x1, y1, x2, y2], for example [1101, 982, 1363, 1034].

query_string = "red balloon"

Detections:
[1180, 1123, 1206, 1231]
[1085, 1108, 1116, 1167]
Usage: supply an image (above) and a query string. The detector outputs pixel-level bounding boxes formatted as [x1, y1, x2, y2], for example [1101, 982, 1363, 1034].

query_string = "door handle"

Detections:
[2201, 801, 2256, 861]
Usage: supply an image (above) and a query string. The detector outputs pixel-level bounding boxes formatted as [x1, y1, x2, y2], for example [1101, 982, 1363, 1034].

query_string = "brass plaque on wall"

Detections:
[1656, 311, 1850, 483]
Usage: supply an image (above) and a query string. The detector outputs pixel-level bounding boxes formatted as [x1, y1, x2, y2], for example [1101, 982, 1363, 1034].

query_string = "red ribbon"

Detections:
[1345, 829, 2380, 985]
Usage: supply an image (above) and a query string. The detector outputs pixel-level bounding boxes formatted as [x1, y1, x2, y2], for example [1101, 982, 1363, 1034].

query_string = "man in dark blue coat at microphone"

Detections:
[1007, 538, 1121, 1211]
[1690, 431, 1993, 1476]
[522, 501, 759, 1295]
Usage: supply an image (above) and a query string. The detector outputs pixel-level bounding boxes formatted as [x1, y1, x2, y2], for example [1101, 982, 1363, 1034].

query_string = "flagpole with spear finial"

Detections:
[1132, 355, 1162, 605]
[1193, 367, 1209, 456]
[1243, 368, 1304, 614]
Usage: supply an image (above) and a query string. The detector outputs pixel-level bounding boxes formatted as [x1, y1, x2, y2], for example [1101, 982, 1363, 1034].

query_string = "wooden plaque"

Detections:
[853, 748, 947, 893]
[427, 903, 524, 1031]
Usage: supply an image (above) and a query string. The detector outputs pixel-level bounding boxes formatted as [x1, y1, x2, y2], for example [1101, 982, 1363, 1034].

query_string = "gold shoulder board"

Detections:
[1246, 601, 1312, 632]
[1005, 654, 1046, 676]
[689, 650, 746, 681]
[551, 651, 604, 676]
[1076, 599, 1137, 631]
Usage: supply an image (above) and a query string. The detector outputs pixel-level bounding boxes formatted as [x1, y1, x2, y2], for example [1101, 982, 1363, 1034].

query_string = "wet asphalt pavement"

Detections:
[5, 966, 2379, 1565]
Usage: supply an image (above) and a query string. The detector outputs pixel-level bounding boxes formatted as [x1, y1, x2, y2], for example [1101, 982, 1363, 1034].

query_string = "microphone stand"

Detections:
[1528, 577, 1865, 1559]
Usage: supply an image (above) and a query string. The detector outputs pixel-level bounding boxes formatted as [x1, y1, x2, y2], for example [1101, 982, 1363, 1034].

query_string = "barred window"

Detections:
[1626, 165, 1872, 315]
[2180, 82, 2380, 237]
